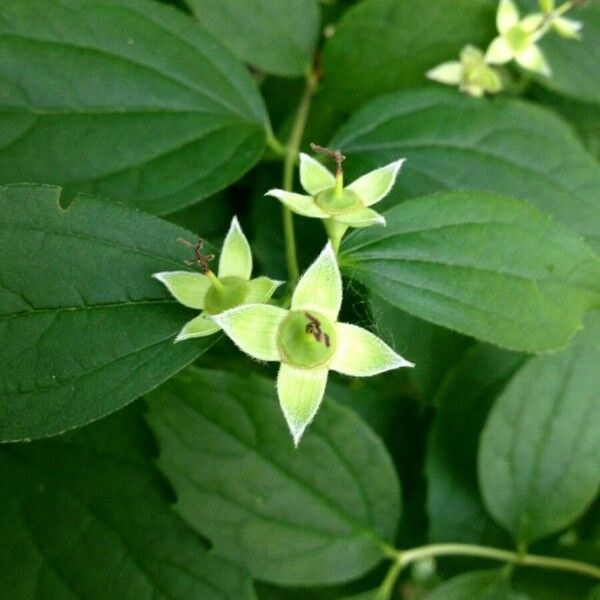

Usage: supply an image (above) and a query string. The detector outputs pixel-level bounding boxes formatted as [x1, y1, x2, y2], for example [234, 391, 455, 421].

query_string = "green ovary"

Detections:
[278, 310, 337, 369]
[204, 276, 248, 314]
[315, 188, 362, 216]
[506, 25, 531, 52]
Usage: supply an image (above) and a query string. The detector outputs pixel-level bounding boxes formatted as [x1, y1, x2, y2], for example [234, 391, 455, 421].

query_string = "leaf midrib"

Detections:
[0, 221, 190, 270]
[1, 328, 181, 399]
[346, 254, 599, 297]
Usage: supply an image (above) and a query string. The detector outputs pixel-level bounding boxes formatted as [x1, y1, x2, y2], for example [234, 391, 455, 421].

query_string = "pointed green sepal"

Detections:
[265, 189, 329, 218]
[335, 206, 386, 228]
[486, 36, 514, 64]
[330, 322, 414, 376]
[516, 44, 551, 76]
[497, 0, 520, 33]
[218, 216, 253, 280]
[245, 276, 284, 304]
[175, 312, 221, 342]
[553, 16, 582, 39]
[299, 153, 335, 196]
[426, 61, 464, 86]
[346, 159, 405, 207]
[213, 304, 287, 361]
[291, 243, 342, 321]
[152, 271, 210, 310]
[277, 363, 328, 446]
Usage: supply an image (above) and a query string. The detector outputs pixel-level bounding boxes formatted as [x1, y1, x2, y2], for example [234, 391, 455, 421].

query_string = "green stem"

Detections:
[323, 219, 348, 256]
[205, 270, 224, 290]
[391, 544, 600, 580]
[377, 561, 402, 600]
[266, 126, 286, 157]
[281, 68, 318, 283]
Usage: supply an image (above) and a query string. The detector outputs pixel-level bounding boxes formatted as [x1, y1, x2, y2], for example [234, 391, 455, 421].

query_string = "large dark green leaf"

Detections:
[479, 314, 600, 544]
[147, 367, 401, 586]
[426, 570, 530, 600]
[340, 192, 600, 352]
[330, 89, 600, 251]
[0, 0, 268, 214]
[0, 184, 213, 442]
[186, 0, 320, 77]
[322, 0, 495, 111]
[426, 344, 524, 546]
[0, 404, 254, 599]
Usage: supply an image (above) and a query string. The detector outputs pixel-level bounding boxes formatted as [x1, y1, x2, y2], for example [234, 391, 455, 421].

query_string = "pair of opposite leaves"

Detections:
[154, 153, 413, 445]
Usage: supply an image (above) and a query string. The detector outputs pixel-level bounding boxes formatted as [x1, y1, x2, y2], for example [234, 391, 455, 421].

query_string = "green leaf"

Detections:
[322, 0, 495, 111]
[533, 2, 600, 104]
[532, 87, 600, 161]
[340, 191, 600, 352]
[515, 569, 597, 600]
[186, 0, 320, 77]
[587, 585, 600, 600]
[478, 314, 600, 544]
[330, 89, 600, 251]
[147, 366, 401, 586]
[0, 184, 213, 442]
[0, 403, 255, 599]
[426, 570, 531, 600]
[426, 344, 525, 545]
[0, 0, 268, 214]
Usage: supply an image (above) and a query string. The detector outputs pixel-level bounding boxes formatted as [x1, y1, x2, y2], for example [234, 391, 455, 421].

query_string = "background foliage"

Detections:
[0, 0, 599, 598]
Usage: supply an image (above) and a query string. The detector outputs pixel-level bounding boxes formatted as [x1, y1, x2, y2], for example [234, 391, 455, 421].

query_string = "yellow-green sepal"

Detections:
[152, 271, 210, 310]
[330, 322, 414, 376]
[175, 312, 220, 342]
[497, 0, 520, 33]
[218, 216, 253, 280]
[346, 159, 405, 207]
[245, 276, 284, 304]
[277, 363, 328, 446]
[334, 206, 386, 228]
[299, 152, 335, 195]
[427, 61, 464, 85]
[265, 189, 329, 219]
[213, 304, 287, 361]
[291, 243, 342, 321]
[552, 16, 582, 39]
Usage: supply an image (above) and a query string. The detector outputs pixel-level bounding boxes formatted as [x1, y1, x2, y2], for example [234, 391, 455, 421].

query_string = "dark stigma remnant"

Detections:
[178, 238, 214, 273]
[305, 312, 331, 347]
